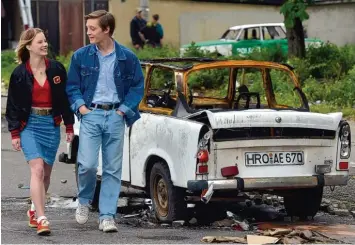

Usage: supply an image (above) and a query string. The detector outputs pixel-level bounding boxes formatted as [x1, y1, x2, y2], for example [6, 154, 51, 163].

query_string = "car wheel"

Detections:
[283, 187, 323, 219]
[149, 161, 187, 222]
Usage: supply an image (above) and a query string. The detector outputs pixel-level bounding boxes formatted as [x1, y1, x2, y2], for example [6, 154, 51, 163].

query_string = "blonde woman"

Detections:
[5, 28, 74, 235]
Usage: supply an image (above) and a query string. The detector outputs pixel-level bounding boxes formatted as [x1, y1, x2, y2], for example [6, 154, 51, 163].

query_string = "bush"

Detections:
[1, 50, 18, 87]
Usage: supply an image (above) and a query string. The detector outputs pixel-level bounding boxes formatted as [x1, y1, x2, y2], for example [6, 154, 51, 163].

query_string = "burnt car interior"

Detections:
[140, 58, 309, 117]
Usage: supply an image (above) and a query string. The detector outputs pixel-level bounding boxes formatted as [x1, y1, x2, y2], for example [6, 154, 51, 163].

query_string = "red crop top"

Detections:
[26, 60, 52, 108]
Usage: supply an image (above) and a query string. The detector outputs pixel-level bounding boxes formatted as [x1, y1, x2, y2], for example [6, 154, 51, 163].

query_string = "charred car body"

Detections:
[60, 58, 351, 222]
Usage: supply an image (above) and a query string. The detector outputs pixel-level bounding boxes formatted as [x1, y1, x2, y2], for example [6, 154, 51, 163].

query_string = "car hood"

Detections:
[188, 109, 342, 131]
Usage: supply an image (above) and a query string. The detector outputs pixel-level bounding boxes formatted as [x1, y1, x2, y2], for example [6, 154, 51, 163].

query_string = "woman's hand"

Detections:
[66, 133, 74, 143]
[12, 138, 21, 151]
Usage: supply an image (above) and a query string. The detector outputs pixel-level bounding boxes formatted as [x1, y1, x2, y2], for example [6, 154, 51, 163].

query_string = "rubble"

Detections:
[189, 217, 198, 225]
[201, 228, 344, 244]
[333, 209, 350, 216]
[212, 219, 234, 228]
[172, 220, 185, 227]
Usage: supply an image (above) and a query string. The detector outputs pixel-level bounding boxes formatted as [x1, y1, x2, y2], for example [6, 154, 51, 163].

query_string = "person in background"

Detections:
[6, 28, 74, 236]
[130, 7, 147, 50]
[152, 14, 163, 46]
[66, 10, 144, 233]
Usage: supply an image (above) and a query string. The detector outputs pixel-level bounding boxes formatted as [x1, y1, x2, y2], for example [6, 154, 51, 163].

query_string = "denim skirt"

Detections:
[20, 113, 60, 165]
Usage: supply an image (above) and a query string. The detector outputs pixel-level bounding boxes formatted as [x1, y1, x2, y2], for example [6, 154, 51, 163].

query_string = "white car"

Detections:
[180, 23, 322, 57]
[59, 58, 351, 222]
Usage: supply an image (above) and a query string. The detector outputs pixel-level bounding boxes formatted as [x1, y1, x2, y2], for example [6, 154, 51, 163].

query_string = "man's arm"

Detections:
[66, 52, 86, 114]
[118, 57, 144, 117]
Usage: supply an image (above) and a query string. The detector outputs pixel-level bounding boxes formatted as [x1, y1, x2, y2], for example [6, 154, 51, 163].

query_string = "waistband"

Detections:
[31, 108, 53, 116]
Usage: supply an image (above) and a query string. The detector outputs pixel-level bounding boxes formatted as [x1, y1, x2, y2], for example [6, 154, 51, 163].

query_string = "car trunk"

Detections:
[188, 109, 342, 179]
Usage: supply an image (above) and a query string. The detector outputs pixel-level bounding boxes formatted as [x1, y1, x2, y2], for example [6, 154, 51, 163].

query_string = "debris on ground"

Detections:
[60, 179, 67, 184]
[201, 228, 344, 244]
[17, 183, 30, 189]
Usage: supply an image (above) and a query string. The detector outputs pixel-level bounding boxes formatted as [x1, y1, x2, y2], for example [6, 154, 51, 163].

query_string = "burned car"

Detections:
[60, 58, 351, 222]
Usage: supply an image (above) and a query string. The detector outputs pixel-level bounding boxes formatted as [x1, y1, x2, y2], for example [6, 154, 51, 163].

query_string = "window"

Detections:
[265, 26, 286, 40]
[221, 29, 240, 40]
[187, 68, 230, 99]
[146, 68, 176, 109]
[268, 69, 303, 109]
[246, 27, 260, 40]
[234, 68, 266, 109]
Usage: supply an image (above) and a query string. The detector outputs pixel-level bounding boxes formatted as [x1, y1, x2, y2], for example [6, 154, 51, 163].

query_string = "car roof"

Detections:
[140, 58, 294, 72]
[229, 23, 285, 30]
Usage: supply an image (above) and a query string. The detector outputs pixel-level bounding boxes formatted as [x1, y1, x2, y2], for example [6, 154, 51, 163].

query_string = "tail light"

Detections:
[339, 123, 351, 159]
[339, 162, 349, 170]
[196, 131, 211, 175]
[221, 166, 239, 177]
[197, 150, 209, 163]
[196, 149, 209, 174]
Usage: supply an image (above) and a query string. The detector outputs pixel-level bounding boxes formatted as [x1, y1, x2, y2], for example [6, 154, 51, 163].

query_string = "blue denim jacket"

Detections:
[66, 41, 144, 127]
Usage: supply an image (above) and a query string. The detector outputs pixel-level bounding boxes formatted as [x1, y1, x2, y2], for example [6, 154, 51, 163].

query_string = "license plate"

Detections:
[245, 151, 304, 166]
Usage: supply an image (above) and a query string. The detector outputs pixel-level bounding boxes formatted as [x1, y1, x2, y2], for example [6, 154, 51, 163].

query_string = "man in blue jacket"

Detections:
[66, 10, 144, 232]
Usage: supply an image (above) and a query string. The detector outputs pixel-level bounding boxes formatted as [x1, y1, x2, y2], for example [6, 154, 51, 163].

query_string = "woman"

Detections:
[5, 28, 74, 235]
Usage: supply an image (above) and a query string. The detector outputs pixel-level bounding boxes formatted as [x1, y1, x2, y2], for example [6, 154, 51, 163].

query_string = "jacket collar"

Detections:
[88, 39, 126, 60]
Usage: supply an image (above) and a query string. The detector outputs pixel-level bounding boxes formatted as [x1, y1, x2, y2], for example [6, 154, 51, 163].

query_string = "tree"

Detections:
[280, 0, 312, 58]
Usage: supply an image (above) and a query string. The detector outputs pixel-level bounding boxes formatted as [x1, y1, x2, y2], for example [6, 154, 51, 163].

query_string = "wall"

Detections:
[306, 3, 355, 46]
[110, 0, 355, 47]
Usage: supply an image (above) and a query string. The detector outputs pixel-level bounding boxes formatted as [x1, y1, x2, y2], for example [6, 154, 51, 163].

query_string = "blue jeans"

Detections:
[77, 108, 125, 221]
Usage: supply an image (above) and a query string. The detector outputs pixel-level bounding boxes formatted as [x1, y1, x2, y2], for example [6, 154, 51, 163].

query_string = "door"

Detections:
[31, 0, 60, 55]
[83, 0, 108, 45]
[232, 27, 263, 55]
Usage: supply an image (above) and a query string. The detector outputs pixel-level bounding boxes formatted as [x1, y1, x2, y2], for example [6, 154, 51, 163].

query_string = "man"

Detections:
[139, 20, 160, 48]
[152, 14, 164, 46]
[66, 10, 144, 232]
[130, 8, 147, 49]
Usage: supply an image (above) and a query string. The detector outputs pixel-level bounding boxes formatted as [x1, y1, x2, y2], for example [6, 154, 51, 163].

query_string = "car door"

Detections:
[232, 27, 263, 55]
[261, 25, 288, 55]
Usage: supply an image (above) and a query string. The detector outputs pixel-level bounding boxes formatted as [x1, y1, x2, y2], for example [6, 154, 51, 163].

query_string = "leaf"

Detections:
[284, 18, 295, 29]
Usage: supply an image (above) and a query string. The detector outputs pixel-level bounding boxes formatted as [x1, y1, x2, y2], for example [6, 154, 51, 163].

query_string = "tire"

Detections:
[149, 161, 187, 222]
[283, 187, 323, 219]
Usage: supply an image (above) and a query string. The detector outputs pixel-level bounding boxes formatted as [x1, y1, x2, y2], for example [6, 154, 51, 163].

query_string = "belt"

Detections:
[90, 103, 120, 110]
[31, 108, 53, 116]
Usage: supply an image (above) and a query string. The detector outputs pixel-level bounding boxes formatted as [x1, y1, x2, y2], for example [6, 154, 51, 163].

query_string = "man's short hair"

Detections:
[152, 14, 159, 21]
[85, 10, 115, 36]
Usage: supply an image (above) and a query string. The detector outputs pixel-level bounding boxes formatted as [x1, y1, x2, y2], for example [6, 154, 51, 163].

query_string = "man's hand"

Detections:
[66, 133, 74, 143]
[79, 105, 91, 115]
[12, 138, 21, 151]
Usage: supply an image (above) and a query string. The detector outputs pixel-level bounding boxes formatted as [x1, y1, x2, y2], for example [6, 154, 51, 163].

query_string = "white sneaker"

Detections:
[75, 203, 89, 224]
[99, 219, 118, 232]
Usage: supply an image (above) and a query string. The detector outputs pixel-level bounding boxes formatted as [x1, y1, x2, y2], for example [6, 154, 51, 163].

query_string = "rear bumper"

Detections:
[187, 175, 349, 192]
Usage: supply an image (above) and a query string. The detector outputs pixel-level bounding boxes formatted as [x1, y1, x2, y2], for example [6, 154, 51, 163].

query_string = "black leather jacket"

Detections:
[5, 59, 74, 133]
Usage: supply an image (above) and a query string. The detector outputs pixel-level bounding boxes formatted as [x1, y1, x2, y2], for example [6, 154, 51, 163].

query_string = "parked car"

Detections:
[180, 23, 322, 56]
[59, 58, 351, 222]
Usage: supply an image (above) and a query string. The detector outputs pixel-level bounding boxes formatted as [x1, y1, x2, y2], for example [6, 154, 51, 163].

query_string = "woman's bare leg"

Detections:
[43, 163, 52, 194]
[29, 158, 46, 218]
